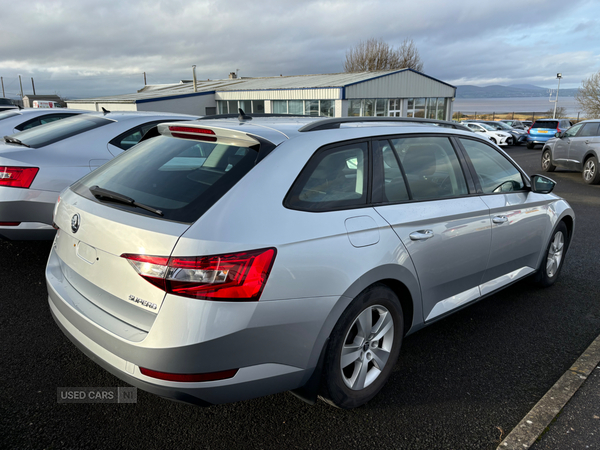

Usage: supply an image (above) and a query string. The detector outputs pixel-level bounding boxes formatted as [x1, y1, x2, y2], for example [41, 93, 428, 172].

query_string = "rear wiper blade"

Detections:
[89, 185, 163, 216]
[4, 136, 30, 147]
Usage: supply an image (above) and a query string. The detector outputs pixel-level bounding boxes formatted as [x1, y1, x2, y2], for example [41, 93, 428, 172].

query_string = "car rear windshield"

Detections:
[0, 111, 19, 121]
[72, 134, 259, 223]
[532, 120, 559, 129]
[5, 114, 112, 148]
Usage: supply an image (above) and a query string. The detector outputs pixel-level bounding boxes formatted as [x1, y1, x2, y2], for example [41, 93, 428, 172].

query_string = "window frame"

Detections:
[14, 113, 80, 132]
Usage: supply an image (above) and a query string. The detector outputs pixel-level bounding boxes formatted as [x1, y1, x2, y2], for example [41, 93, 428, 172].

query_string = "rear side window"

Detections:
[109, 121, 168, 150]
[6, 115, 112, 148]
[73, 135, 257, 223]
[579, 123, 600, 137]
[391, 136, 468, 200]
[285, 142, 368, 211]
[532, 120, 559, 129]
[459, 138, 524, 194]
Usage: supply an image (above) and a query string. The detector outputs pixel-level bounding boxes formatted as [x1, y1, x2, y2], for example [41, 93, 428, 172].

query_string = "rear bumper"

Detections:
[0, 186, 57, 239]
[527, 134, 554, 144]
[46, 246, 337, 405]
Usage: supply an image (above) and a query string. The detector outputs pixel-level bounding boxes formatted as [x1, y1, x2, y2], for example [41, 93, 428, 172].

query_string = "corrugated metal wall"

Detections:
[216, 88, 342, 101]
[345, 71, 455, 99]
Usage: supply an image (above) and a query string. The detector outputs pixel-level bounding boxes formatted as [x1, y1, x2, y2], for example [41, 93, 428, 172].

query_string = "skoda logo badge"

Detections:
[71, 214, 80, 233]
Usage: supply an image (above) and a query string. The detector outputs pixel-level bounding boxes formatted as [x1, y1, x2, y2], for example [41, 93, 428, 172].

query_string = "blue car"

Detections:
[527, 119, 572, 149]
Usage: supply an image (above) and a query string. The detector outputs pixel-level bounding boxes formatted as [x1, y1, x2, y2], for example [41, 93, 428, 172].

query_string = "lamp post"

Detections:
[553, 73, 562, 119]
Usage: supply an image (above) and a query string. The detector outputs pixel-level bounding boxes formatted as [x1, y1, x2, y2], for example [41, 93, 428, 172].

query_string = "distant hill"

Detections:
[456, 84, 578, 98]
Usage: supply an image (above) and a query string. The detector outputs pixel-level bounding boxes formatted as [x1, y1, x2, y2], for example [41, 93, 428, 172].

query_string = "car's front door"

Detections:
[457, 137, 552, 294]
[373, 136, 492, 323]
[568, 122, 600, 169]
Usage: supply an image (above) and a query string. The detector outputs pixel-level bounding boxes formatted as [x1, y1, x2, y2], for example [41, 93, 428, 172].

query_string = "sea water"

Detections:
[453, 97, 582, 118]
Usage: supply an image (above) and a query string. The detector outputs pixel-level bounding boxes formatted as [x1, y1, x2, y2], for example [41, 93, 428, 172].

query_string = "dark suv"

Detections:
[541, 119, 600, 184]
[527, 119, 572, 149]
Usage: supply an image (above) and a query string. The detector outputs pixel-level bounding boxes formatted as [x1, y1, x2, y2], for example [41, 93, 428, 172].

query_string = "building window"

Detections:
[217, 100, 265, 114]
[271, 100, 335, 117]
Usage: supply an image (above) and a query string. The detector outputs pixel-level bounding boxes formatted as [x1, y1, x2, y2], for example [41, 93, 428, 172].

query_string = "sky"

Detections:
[1, 0, 599, 100]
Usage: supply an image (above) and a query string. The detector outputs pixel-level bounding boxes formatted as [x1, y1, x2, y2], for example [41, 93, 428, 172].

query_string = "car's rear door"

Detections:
[568, 122, 600, 169]
[373, 135, 492, 323]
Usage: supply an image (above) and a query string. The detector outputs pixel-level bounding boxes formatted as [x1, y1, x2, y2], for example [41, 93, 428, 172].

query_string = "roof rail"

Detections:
[198, 113, 312, 121]
[298, 117, 470, 132]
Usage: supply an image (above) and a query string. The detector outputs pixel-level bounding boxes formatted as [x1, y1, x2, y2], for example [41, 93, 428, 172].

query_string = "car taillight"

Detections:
[0, 167, 39, 188]
[168, 125, 217, 142]
[121, 248, 276, 302]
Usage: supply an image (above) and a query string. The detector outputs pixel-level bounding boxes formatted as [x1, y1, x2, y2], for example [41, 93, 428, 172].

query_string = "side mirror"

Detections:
[531, 174, 556, 194]
[555, 132, 561, 138]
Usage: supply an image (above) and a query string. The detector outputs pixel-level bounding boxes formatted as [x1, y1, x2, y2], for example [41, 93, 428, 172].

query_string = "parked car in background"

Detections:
[0, 111, 198, 240]
[541, 119, 600, 184]
[47, 115, 574, 410]
[462, 121, 512, 145]
[32, 100, 63, 108]
[0, 108, 87, 136]
[500, 119, 527, 130]
[0, 98, 18, 112]
[465, 120, 527, 145]
[527, 119, 572, 149]
[522, 120, 533, 128]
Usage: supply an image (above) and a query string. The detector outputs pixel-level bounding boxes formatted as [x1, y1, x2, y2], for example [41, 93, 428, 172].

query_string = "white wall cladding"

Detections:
[216, 88, 342, 101]
[345, 71, 455, 99]
[136, 94, 215, 116]
[65, 102, 138, 112]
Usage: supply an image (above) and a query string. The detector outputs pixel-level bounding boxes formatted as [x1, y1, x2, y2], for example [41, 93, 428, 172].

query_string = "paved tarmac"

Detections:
[1, 143, 599, 450]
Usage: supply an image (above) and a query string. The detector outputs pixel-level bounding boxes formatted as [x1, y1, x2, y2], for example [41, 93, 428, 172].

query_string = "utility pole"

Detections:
[19, 75, 24, 98]
[31, 77, 36, 95]
[143, 72, 146, 85]
[1, 77, 4, 98]
[192, 65, 197, 93]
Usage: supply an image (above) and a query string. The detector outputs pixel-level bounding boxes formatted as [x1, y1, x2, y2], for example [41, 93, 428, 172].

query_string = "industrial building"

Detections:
[66, 69, 456, 120]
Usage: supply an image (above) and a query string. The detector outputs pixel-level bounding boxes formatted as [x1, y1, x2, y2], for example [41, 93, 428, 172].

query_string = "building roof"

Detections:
[67, 69, 456, 104]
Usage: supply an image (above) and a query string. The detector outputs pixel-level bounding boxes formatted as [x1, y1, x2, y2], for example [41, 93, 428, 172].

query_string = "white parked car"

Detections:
[463, 122, 512, 146]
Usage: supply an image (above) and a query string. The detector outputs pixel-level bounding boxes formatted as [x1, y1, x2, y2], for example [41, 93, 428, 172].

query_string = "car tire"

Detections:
[541, 149, 556, 172]
[526, 142, 535, 149]
[319, 284, 403, 409]
[582, 156, 600, 184]
[534, 222, 568, 288]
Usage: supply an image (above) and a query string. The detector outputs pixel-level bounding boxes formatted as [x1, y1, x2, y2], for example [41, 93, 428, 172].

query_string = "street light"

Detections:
[553, 73, 562, 119]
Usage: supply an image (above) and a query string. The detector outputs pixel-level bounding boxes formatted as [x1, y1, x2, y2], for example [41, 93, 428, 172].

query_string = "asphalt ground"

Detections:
[1, 144, 599, 450]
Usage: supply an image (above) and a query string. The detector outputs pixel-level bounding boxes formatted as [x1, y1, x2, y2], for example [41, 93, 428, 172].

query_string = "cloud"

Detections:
[1, 0, 598, 99]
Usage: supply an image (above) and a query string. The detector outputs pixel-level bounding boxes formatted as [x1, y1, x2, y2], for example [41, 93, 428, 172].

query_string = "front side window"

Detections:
[563, 123, 583, 138]
[285, 142, 368, 211]
[391, 136, 468, 200]
[459, 138, 524, 194]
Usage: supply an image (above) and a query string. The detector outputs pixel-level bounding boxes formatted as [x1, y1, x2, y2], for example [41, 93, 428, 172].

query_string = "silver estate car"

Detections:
[541, 119, 600, 184]
[47, 116, 574, 409]
[0, 111, 198, 240]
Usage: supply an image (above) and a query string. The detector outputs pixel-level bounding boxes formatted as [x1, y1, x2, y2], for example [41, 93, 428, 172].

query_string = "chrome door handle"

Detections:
[409, 230, 434, 240]
[492, 216, 508, 224]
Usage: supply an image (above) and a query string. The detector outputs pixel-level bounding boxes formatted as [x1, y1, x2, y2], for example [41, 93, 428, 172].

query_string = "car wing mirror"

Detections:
[555, 132, 562, 138]
[530, 174, 556, 194]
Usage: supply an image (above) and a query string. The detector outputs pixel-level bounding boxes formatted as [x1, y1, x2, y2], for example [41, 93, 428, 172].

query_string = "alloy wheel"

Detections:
[546, 231, 564, 278]
[584, 159, 596, 182]
[340, 305, 395, 390]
